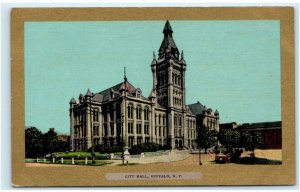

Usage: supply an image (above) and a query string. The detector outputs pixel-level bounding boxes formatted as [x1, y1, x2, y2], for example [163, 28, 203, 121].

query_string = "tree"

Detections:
[218, 129, 240, 151]
[197, 126, 218, 153]
[42, 128, 59, 156]
[57, 138, 70, 152]
[25, 127, 43, 158]
[239, 131, 264, 156]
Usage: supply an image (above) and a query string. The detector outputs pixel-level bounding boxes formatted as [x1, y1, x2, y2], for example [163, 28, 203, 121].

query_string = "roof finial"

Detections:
[153, 51, 156, 60]
[181, 50, 184, 59]
[124, 66, 127, 82]
[163, 20, 173, 34]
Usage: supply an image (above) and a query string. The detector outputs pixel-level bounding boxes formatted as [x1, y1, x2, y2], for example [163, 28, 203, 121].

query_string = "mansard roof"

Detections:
[98, 82, 124, 102]
[95, 81, 147, 103]
[186, 106, 194, 115]
[92, 93, 103, 102]
[187, 101, 206, 115]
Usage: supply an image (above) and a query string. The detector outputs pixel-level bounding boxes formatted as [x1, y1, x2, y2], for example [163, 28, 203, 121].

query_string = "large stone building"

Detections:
[69, 21, 219, 151]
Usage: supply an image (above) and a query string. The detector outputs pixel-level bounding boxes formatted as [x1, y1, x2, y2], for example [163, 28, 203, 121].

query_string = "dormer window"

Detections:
[135, 89, 141, 98]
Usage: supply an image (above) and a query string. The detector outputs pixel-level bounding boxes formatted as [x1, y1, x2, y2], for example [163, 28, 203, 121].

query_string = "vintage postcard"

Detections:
[11, 7, 295, 186]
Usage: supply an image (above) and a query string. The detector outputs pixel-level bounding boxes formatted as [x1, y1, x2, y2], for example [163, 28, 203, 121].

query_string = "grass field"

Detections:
[52, 150, 165, 157]
[25, 158, 113, 166]
[53, 151, 121, 157]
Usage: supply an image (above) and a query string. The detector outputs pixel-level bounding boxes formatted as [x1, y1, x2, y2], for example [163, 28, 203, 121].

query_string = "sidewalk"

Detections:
[108, 149, 191, 166]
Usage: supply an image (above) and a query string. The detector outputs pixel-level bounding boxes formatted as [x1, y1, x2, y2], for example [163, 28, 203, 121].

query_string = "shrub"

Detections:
[128, 145, 143, 155]
[128, 143, 168, 154]
[88, 144, 123, 153]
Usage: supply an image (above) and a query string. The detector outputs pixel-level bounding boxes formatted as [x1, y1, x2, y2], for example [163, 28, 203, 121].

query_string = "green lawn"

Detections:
[52, 150, 165, 157]
[53, 151, 121, 157]
[25, 158, 113, 166]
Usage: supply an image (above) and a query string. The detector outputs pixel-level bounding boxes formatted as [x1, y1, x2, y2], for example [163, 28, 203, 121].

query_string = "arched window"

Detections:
[127, 104, 133, 119]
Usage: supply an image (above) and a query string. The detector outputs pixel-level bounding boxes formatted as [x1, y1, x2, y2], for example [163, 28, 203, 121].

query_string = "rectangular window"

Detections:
[178, 116, 182, 126]
[144, 108, 149, 121]
[128, 105, 133, 119]
[137, 137, 142, 145]
[93, 110, 99, 122]
[93, 125, 99, 136]
[128, 122, 133, 134]
[136, 107, 141, 120]
[104, 124, 107, 136]
[174, 116, 177, 126]
[144, 124, 149, 135]
[129, 137, 134, 147]
[137, 124, 142, 134]
[145, 137, 150, 143]
[110, 124, 114, 136]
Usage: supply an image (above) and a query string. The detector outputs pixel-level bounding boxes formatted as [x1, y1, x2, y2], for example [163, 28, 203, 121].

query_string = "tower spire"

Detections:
[180, 50, 186, 65]
[153, 51, 156, 60]
[124, 66, 127, 82]
[163, 20, 173, 35]
[159, 20, 179, 59]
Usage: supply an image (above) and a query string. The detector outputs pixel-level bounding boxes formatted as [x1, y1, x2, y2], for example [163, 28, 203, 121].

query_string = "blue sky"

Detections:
[25, 20, 281, 134]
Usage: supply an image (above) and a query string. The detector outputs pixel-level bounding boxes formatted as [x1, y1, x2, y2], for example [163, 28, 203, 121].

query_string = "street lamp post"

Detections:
[198, 126, 202, 165]
[199, 147, 202, 165]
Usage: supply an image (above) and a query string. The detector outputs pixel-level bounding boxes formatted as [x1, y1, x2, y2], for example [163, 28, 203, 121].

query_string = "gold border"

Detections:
[11, 7, 295, 186]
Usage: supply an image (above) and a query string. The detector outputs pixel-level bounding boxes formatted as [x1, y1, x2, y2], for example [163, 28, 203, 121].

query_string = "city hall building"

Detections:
[69, 21, 220, 151]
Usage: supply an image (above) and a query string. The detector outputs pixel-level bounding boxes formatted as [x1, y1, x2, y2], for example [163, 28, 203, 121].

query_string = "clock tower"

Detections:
[151, 20, 187, 148]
